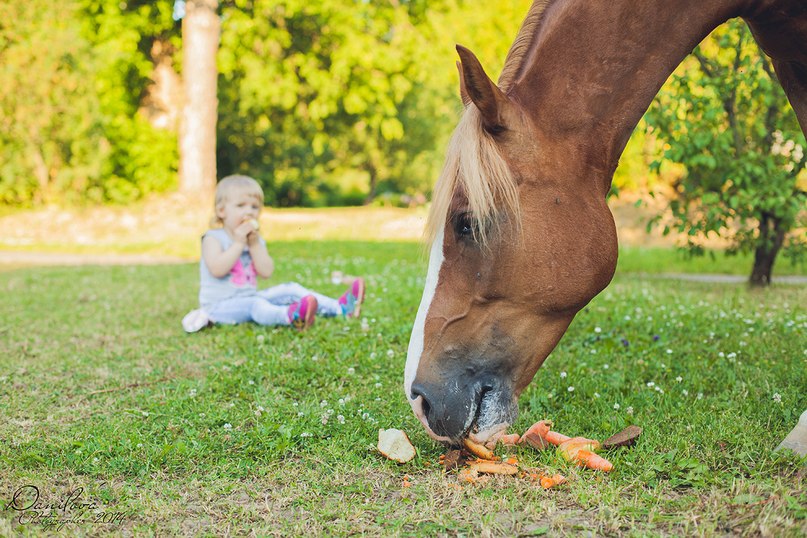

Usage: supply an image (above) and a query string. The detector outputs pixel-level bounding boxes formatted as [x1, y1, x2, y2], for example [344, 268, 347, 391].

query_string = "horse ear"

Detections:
[456, 61, 471, 107]
[456, 44, 508, 131]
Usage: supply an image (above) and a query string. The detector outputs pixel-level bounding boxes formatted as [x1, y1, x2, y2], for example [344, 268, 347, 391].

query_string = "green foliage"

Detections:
[76, 0, 180, 201]
[215, 0, 445, 206]
[645, 21, 806, 273]
[0, 0, 179, 206]
[6, 2, 804, 216]
[0, 1, 106, 205]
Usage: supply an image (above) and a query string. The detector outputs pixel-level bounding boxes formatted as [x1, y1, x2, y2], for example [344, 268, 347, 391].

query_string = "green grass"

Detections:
[1, 241, 805, 536]
[617, 246, 806, 276]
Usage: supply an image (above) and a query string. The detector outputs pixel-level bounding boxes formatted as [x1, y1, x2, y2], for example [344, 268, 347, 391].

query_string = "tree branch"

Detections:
[692, 50, 717, 79]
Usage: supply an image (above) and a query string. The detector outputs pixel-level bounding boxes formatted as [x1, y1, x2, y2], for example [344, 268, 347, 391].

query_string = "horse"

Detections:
[404, 0, 807, 454]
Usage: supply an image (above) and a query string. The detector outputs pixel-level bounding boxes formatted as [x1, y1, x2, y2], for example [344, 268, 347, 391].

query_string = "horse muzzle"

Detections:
[408, 374, 518, 445]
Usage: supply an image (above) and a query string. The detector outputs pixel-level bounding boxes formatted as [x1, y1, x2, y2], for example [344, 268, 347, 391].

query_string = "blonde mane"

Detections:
[425, 1, 551, 247]
[424, 106, 520, 248]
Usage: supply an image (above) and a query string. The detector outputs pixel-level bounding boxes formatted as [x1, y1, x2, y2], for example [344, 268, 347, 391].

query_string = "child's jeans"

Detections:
[206, 282, 341, 326]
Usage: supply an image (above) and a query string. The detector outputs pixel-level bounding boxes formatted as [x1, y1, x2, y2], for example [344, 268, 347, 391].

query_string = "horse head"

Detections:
[404, 45, 618, 445]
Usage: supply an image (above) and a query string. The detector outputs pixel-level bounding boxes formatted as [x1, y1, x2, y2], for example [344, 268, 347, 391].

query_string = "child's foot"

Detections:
[338, 277, 366, 318]
[288, 295, 318, 330]
[182, 308, 211, 333]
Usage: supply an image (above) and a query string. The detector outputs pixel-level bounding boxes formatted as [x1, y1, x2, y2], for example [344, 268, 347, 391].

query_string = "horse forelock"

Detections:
[498, 0, 551, 93]
[424, 106, 521, 249]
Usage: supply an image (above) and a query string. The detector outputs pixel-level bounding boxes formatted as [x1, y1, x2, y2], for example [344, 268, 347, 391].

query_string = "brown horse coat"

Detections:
[404, 0, 807, 445]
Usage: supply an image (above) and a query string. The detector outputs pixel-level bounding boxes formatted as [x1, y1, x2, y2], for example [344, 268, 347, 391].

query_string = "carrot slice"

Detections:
[463, 438, 498, 461]
[520, 420, 571, 447]
[574, 449, 613, 472]
[468, 461, 519, 475]
[545, 430, 572, 445]
[498, 433, 521, 446]
[520, 420, 552, 440]
[539, 473, 568, 489]
[557, 437, 602, 462]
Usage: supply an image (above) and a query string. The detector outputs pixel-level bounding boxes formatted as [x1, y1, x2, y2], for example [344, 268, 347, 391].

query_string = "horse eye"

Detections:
[454, 213, 475, 239]
[484, 124, 506, 136]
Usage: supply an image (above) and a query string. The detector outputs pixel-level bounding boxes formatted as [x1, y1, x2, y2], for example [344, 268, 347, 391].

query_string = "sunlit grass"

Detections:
[1, 241, 804, 535]
[617, 246, 806, 276]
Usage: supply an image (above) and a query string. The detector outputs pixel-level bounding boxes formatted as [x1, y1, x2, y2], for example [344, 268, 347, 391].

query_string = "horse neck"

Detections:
[511, 0, 749, 185]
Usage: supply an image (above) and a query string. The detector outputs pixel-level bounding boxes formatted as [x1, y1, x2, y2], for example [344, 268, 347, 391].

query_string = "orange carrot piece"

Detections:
[558, 437, 602, 462]
[458, 468, 478, 483]
[574, 449, 613, 472]
[469, 461, 519, 475]
[463, 438, 498, 461]
[544, 430, 572, 446]
[539, 473, 568, 489]
[499, 433, 521, 446]
[520, 420, 571, 446]
[521, 420, 553, 440]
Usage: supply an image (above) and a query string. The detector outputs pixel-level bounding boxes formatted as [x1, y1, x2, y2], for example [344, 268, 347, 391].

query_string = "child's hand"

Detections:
[246, 228, 262, 246]
[233, 220, 256, 244]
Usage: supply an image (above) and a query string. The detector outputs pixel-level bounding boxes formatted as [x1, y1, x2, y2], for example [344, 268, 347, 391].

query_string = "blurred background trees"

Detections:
[0, 0, 178, 205]
[0, 1, 804, 281]
[645, 20, 806, 286]
[0, 0, 532, 207]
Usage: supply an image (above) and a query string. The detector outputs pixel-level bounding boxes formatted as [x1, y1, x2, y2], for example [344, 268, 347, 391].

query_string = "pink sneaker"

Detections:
[287, 295, 318, 330]
[338, 278, 366, 318]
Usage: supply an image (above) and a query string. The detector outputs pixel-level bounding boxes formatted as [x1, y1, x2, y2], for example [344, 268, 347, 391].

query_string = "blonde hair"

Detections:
[425, 106, 520, 249]
[210, 175, 264, 227]
[424, 0, 548, 247]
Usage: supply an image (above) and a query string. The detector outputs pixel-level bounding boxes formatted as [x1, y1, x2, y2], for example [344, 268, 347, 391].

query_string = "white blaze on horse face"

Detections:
[404, 227, 443, 396]
[404, 227, 450, 441]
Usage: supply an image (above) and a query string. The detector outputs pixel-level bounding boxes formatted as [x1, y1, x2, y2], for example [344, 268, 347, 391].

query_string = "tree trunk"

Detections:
[364, 165, 378, 205]
[749, 213, 786, 287]
[140, 39, 182, 131]
[179, 0, 219, 199]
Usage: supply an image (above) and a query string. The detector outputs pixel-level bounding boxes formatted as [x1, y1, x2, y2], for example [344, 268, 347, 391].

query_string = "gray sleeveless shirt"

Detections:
[198, 228, 266, 307]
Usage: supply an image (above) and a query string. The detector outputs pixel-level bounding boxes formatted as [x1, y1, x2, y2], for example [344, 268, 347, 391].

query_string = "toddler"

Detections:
[182, 175, 365, 332]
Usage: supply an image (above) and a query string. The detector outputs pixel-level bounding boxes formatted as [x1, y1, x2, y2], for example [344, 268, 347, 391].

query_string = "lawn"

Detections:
[1, 240, 805, 536]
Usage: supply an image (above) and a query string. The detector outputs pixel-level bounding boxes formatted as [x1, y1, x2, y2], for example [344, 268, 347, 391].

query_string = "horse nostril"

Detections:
[420, 398, 431, 418]
[410, 384, 432, 417]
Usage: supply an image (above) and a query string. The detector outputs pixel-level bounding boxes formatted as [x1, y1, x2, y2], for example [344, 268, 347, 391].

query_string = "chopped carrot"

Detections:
[544, 430, 572, 445]
[539, 473, 567, 489]
[499, 433, 521, 446]
[504, 456, 519, 466]
[458, 468, 478, 483]
[463, 438, 498, 461]
[557, 437, 602, 462]
[469, 461, 519, 475]
[574, 449, 613, 472]
[520, 420, 571, 446]
[521, 419, 553, 440]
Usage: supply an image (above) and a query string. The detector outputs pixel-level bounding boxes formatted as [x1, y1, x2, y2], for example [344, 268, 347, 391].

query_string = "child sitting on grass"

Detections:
[182, 175, 365, 332]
